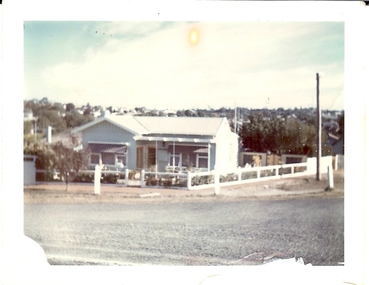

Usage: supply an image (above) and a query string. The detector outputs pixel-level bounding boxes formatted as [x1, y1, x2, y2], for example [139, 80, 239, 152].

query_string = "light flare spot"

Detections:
[189, 29, 199, 45]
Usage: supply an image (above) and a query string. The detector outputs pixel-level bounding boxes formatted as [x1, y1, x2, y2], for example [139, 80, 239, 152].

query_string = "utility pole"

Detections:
[316, 73, 321, 180]
[234, 101, 237, 134]
[33, 117, 38, 142]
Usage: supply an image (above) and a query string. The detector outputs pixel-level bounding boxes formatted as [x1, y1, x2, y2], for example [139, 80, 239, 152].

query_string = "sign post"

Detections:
[94, 164, 101, 195]
[214, 166, 220, 195]
[327, 165, 334, 190]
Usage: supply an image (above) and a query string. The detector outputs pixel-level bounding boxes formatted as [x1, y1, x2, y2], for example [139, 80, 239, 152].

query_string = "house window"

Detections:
[167, 144, 209, 170]
[197, 154, 208, 168]
[168, 153, 182, 167]
[88, 143, 127, 168]
[102, 153, 115, 165]
[90, 154, 101, 165]
[116, 155, 126, 166]
[182, 153, 196, 168]
[242, 154, 254, 166]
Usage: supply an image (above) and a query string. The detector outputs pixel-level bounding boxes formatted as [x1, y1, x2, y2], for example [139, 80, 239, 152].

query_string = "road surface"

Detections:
[24, 197, 344, 266]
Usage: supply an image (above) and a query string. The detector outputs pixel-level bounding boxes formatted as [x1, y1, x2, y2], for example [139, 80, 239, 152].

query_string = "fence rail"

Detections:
[143, 171, 188, 188]
[34, 163, 311, 190]
[187, 162, 309, 190]
[35, 169, 126, 185]
[33, 156, 333, 190]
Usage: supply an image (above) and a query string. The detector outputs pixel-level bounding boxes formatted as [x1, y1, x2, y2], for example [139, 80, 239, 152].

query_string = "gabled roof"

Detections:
[73, 115, 230, 137]
[72, 115, 148, 135]
[134, 116, 226, 136]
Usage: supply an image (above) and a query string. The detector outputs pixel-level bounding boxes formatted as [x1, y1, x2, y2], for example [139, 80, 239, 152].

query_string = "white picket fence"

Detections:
[186, 163, 309, 190]
[142, 156, 333, 190]
[141, 164, 306, 190]
[33, 156, 334, 191]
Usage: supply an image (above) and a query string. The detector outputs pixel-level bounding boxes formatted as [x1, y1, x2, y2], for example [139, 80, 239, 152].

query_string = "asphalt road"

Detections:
[24, 197, 344, 266]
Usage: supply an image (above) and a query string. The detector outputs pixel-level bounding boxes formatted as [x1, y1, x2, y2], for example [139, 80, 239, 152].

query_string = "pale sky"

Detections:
[24, 21, 344, 110]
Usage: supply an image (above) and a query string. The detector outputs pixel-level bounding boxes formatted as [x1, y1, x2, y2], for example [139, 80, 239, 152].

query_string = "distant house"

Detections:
[72, 115, 239, 173]
[24, 109, 35, 121]
[24, 109, 36, 134]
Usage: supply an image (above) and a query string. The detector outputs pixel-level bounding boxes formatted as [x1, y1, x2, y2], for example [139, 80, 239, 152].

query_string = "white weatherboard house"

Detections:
[72, 115, 239, 173]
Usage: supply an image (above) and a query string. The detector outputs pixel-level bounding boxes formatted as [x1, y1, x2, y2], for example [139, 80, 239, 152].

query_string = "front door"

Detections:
[146, 146, 157, 170]
[136, 146, 144, 170]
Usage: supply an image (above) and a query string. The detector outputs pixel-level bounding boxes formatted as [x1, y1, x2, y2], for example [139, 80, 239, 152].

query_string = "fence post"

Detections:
[327, 165, 334, 190]
[140, 169, 145, 188]
[257, 168, 260, 179]
[125, 168, 129, 186]
[214, 169, 220, 195]
[291, 165, 295, 174]
[187, 171, 192, 190]
[94, 164, 101, 195]
[307, 157, 317, 175]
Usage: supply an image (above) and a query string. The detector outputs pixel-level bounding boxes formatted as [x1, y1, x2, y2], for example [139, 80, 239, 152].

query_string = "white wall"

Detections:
[307, 156, 333, 174]
[24, 156, 36, 185]
[215, 118, 239, 172]
[334, 154, 344, 170]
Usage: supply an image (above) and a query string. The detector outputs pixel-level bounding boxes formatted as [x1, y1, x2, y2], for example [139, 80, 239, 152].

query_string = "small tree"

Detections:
[52, 135, 89, 191]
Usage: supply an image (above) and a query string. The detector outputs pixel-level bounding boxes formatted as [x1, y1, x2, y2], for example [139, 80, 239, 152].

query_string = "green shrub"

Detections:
[163, 178, 172, 187]
[260, 169, 276, 178]
[101, 173, 119, 184]
[129, 170, 140, 180]
[145, 175, 158, 186]
[176, 178, 187, 187]
[241, 171, 257, 180]
[73, 173, 94, 183]
[220, 173, 238, 183]
[191, 175, 213, 186]
[35, 171, 55, 182]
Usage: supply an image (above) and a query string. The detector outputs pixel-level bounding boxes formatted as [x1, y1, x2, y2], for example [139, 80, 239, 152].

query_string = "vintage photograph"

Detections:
[22, 20, 345, 268]
[1, 0, 368, 284]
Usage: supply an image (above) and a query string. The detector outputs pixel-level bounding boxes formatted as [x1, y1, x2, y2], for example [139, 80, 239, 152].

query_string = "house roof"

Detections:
[134, 116, 225, 136]
[72, 115, 148, 135]
[73, 115, 229, 137]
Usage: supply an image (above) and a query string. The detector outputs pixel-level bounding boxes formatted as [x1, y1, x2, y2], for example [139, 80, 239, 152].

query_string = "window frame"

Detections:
[89, 153, 127, 168]
[90, 153, 101, 165]
[196, 153, 209, 169]
[168, 152, 182, 167]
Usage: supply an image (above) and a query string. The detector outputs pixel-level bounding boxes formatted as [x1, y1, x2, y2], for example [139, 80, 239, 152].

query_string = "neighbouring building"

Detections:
[72, 115, 239, 173]
[24, 155, 37, 185]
